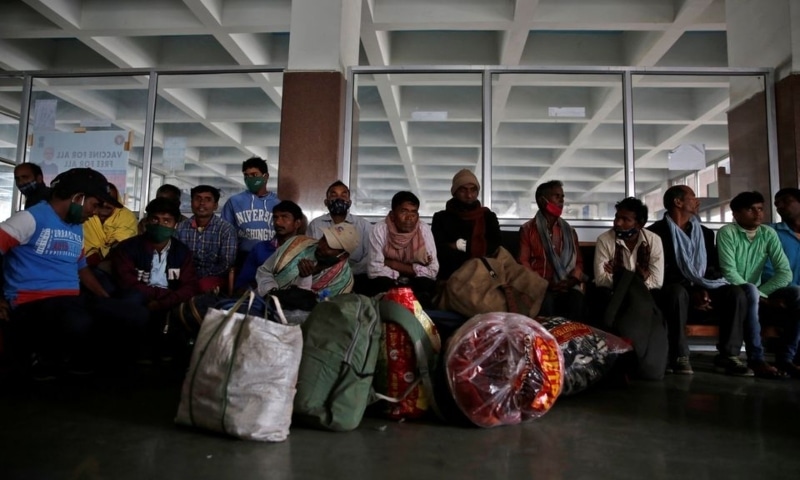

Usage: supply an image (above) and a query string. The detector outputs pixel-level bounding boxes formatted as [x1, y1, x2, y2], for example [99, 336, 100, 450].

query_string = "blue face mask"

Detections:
[615, 227, 638, 240]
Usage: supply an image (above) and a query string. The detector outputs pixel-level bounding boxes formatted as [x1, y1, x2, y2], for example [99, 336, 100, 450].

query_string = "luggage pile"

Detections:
[176, 288, 630, 440]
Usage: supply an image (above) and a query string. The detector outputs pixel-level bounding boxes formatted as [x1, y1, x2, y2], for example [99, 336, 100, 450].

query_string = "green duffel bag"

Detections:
[293, 294, 382, 432]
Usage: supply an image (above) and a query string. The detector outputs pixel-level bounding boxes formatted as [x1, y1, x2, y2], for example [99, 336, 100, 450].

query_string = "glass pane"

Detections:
[491, 73, 625, 221]
[633, 74, 768, 223]
[350, 72, 483, 217]
[151, 72, 283, 210]
[25, 75, 150, 213]
[0, 162, 15, 221]
[0, 76, 24, 217]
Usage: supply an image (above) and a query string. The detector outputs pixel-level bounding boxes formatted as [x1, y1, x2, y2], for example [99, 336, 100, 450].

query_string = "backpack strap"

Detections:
[378, 300, 443, 420]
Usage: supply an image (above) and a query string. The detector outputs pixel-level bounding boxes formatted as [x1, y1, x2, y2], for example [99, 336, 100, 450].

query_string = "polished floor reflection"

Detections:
[1, 352, 799, 480]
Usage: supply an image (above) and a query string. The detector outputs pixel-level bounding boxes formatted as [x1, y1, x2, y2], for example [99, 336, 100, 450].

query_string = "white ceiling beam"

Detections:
[533, 0, 717, 196]
[21, 0, 81, 30]
[360, 0, 421, 200]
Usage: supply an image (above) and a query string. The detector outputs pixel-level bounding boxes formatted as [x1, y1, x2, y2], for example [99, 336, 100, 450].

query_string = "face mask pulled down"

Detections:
[614, 228, 638, 240]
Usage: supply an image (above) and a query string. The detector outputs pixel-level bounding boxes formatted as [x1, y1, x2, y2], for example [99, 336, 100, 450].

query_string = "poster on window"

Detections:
[29, 131, 130, 192]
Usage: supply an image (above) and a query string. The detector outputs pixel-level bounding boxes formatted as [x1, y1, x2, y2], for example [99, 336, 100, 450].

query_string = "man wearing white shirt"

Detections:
[307, 181, 372, 293]
[367, 191, 438, 308]
[593, 197, 668, 379]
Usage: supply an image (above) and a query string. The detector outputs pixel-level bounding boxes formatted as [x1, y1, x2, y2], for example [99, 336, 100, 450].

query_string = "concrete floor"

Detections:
[1, 352, 800, 480]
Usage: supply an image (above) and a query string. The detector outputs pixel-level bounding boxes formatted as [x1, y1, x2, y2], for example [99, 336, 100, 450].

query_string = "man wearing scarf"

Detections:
[432, 169, 501, 280]
[307, 181, 373, 293]
[367, 191, 438, 308]
[518, 180, 585, 320]
[256, 223, 359, 298]
[648, 185, 751, 377]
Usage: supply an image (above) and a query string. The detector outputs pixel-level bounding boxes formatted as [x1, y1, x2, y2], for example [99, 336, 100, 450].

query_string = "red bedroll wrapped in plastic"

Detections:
[445, 312, 564, 428]
[376, 288, 441, 420]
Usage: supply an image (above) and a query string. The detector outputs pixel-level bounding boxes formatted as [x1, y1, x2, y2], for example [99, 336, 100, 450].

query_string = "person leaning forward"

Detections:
[0, 168, 120, 379]
[647, 185, 752, 377]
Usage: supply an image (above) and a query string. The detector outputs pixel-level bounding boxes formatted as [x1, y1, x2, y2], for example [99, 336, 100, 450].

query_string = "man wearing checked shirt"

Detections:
[175, 185, 237, 293]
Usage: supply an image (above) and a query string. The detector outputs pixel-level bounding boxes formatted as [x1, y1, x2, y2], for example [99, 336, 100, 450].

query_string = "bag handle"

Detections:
[479, 257, 498, 279]
[269, 294, 289, 325]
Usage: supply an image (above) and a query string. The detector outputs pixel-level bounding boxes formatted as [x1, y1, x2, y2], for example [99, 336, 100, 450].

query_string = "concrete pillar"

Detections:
[277, 0, 362, 213]
[726, 0, 800, 197]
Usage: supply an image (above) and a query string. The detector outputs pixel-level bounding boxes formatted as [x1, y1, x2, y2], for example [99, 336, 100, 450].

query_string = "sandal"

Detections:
[749, 360, 789, 380]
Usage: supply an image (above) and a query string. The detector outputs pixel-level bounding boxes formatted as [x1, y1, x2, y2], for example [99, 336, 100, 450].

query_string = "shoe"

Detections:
[748, 360, 787, 380]
[669, 356, 694, 375]
[776, 361, 800, 379]
[713, 355, 754, 377]
[30, 358, 58, 381]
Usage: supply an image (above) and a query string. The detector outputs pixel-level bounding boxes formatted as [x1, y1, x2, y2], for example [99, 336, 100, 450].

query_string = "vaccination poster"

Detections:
[29, 131, 130, 192]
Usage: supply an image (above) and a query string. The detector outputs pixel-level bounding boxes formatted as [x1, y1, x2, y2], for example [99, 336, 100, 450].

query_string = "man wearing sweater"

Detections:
[717, 191, 800, 379]
[221, 156, 280, 264]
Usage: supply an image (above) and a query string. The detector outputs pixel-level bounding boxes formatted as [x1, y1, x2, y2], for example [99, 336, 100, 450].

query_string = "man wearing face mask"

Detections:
[108, 197, 199, 363]
[519, 180, 585, 320]
[256, 223, 359, 298]
[432, 169, 501, 280]
[222, 157, 280, 266]
[0, 168, 119, 379]
[593, 197, 667, 379]
[14, 162, 51, 209]
[307, 181, 372, 293]
[594, 197, 664, 291]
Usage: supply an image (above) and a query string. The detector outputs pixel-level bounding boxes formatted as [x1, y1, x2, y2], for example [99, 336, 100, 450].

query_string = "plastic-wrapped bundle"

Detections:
[445, 313, 564, 428]
[538, 317, 633, 396]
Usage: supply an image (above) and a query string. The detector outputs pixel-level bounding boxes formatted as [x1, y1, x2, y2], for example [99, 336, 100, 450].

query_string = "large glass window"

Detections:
[632, 75, 768, 224]
[151, 72, 283, 213]
[349, 72, 483, 217]
[490, 73, 625, 221]
[0, 75, 24, 218]
[24, 75, 151, 211]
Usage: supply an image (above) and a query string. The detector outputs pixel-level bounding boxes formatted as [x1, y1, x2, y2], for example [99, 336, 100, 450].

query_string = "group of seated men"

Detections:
[3, 158, 800, 381]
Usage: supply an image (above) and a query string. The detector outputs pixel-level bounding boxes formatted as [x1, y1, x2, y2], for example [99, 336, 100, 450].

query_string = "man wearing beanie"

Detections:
[431, 169, 501, 280]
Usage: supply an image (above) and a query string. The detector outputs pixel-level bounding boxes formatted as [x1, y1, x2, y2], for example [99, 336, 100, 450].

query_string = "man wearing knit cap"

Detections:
[432, 169, 501, 280]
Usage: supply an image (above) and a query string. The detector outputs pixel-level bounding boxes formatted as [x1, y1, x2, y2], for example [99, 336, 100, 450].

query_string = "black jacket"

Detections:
[431, 206, 501, 280]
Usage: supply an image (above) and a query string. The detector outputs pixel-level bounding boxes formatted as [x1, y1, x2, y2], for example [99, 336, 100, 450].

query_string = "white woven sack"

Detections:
[175, 292, 303, 442]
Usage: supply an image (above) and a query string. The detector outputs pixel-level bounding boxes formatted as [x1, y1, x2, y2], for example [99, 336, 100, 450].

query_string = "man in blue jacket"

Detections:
[221, 157, 280, 265]
[764, 187, 800, 377]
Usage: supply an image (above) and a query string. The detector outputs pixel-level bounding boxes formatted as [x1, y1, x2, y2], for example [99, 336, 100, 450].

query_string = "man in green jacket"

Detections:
[717, 191, 800, 379]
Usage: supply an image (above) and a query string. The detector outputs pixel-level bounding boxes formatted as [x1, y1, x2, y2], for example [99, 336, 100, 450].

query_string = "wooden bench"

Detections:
[685, 324, 780, 338]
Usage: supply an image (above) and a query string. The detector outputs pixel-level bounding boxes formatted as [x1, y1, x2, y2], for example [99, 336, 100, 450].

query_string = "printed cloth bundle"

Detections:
[445, 312, 564, 428]
[538, 317, 633, 396]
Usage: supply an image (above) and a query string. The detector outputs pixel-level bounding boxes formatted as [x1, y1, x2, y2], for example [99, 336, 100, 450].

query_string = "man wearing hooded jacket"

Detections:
[221, 156, 280, 265]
